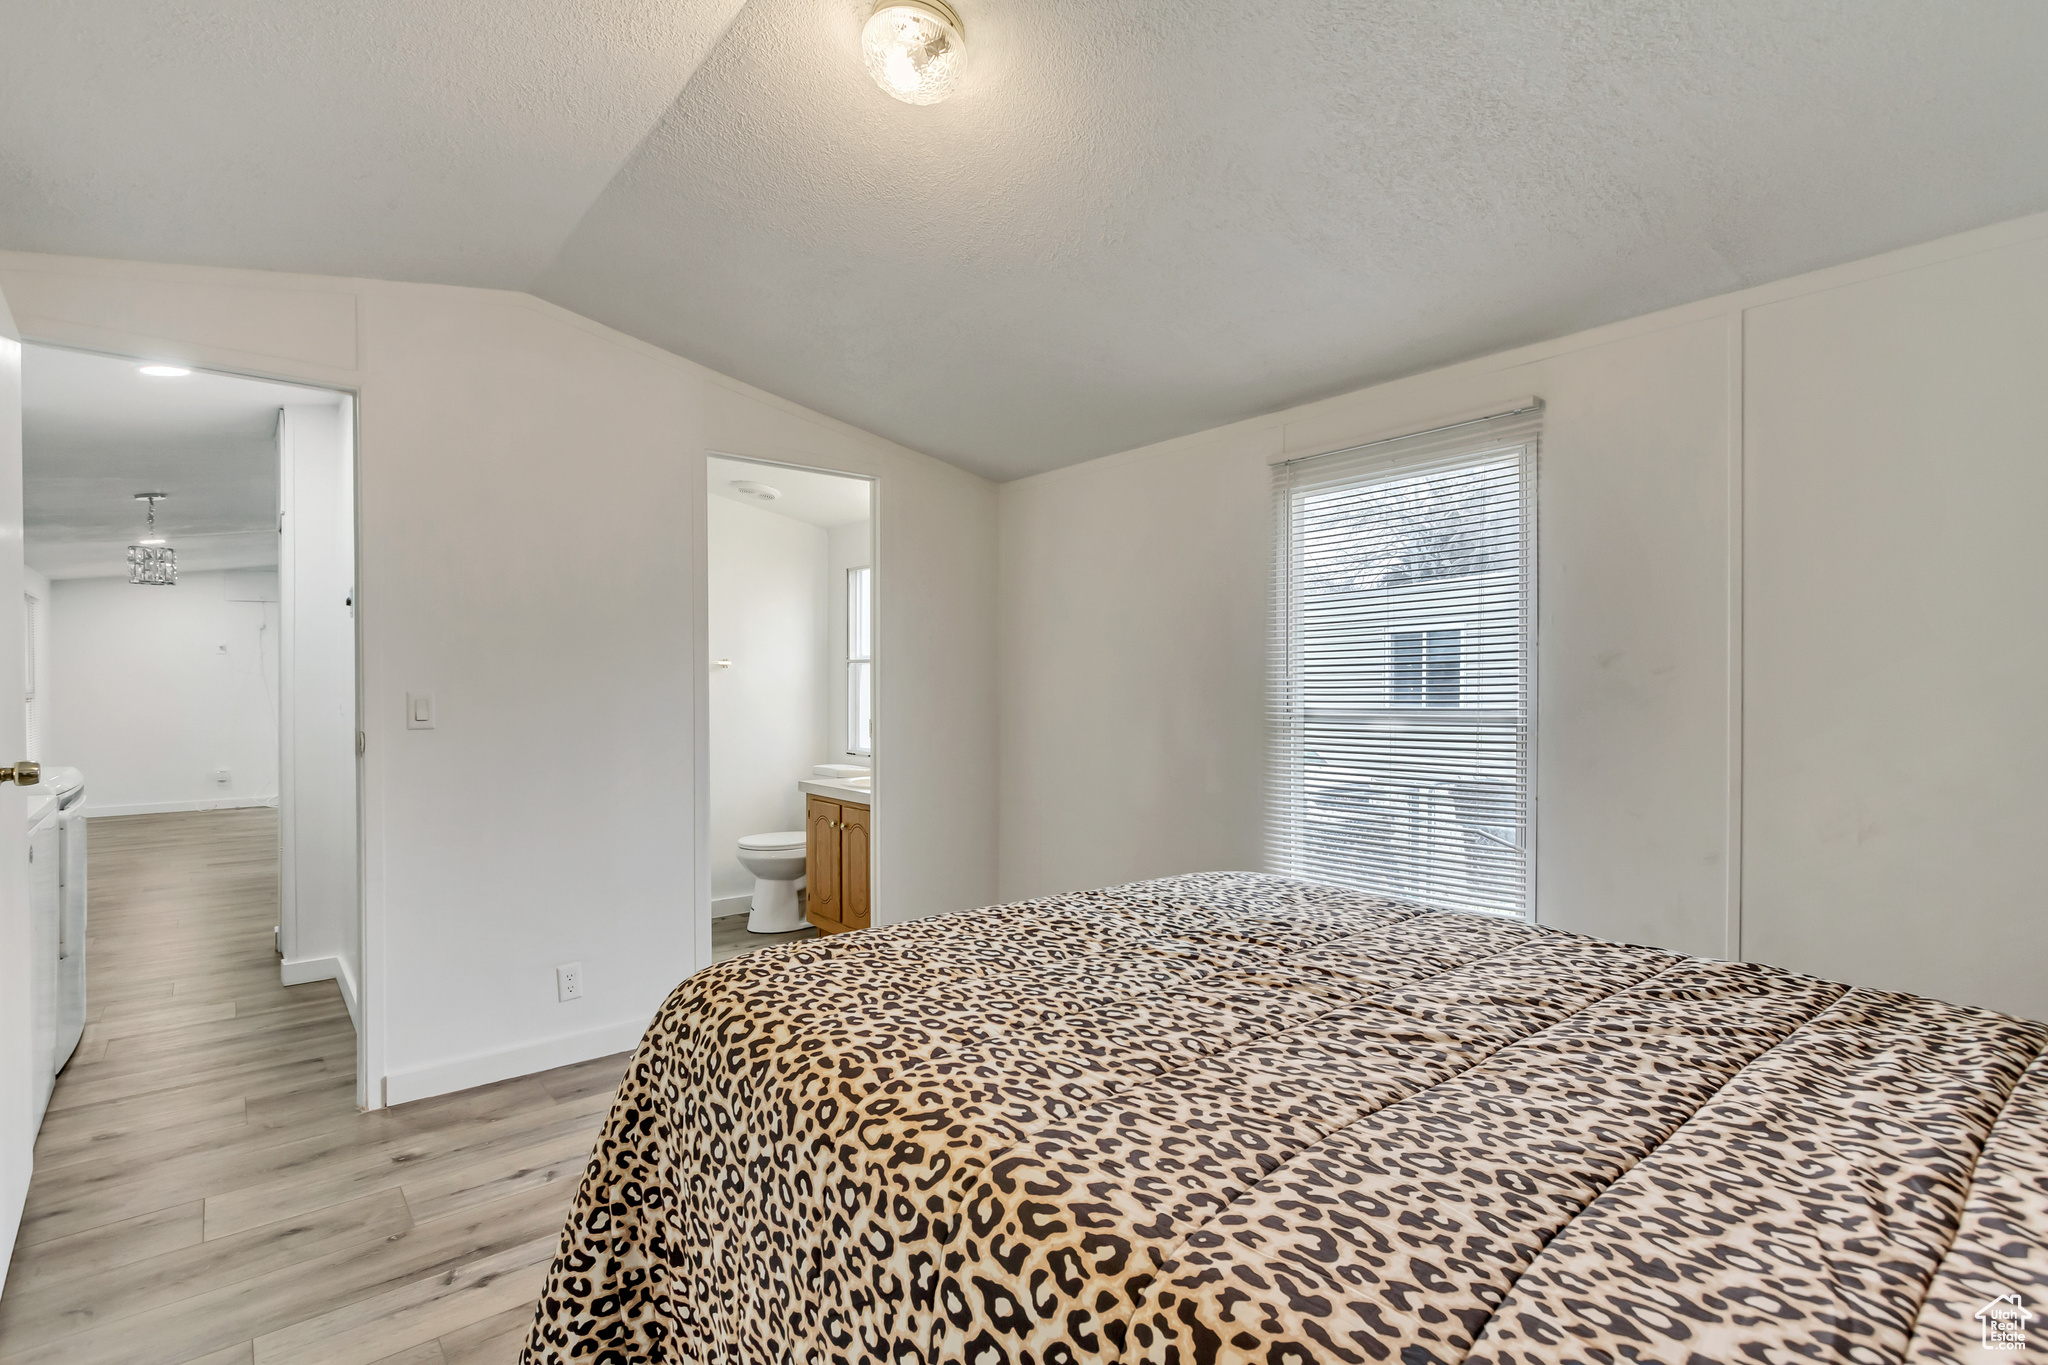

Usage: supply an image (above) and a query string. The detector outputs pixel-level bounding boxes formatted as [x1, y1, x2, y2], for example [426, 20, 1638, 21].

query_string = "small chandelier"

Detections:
[129, 493, 176, 586]
[862, 0, 967, 105]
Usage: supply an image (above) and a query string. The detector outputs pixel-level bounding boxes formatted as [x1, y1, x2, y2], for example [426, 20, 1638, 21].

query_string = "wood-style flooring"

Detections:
[0, 808, 628, 1365]
[711, 909, 815, 962]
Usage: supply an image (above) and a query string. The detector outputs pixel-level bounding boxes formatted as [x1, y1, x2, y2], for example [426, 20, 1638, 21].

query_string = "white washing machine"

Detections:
[25, 788, 59, 1129]
[25, 767, 88, 1128]
[44, 766, 87, 1073]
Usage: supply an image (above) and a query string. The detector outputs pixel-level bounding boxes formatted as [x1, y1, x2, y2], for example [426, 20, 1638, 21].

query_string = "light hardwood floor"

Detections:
[0, 808, 626, 1365]
[711, 910, 815, 963]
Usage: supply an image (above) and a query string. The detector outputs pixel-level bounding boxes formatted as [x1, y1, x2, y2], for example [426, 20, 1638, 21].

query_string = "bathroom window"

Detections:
[847, 565, 872, 755]
[1270, 405, 1539, 919]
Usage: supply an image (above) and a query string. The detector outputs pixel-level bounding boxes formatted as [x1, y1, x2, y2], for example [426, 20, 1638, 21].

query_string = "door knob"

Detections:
[2, 760, 40, 786]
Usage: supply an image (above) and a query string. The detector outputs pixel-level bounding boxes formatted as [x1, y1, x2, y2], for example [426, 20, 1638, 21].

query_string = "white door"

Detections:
[0, 276, 37, 1290]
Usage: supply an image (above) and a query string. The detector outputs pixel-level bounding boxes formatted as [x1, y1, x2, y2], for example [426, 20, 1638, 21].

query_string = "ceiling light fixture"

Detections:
[129, 494, 177, 585]
[731, 480, 783, 502]
[862, 0, 966, 106]
[137, 364, 191, 378]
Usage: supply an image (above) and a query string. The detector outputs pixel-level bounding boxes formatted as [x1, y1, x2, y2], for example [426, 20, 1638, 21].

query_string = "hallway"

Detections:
[0, 809, 620, 1364]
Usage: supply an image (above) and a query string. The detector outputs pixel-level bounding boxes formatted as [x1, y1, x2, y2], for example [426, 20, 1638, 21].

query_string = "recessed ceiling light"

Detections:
[137, 364, 191, 378]
[732, 480, 783, 502]
[862, 0, 966, 106]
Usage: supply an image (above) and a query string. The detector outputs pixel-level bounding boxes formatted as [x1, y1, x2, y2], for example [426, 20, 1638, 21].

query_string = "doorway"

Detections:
[18, 344, 364, 1124]
[703, 454, 875, 965]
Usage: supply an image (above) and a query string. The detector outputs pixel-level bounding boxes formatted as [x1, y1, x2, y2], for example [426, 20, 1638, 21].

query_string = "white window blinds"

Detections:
[1269, 406, 1539, 917]
[847, 565, 872, 755]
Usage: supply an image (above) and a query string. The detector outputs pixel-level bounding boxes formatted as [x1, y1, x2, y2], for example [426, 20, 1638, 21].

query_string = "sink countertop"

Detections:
[799, 777, 872, 804]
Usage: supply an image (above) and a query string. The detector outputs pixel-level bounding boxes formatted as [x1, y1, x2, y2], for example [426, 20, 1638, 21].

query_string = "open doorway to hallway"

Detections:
[16, 345, 362, 1132]
[1, 344, 619, 1360]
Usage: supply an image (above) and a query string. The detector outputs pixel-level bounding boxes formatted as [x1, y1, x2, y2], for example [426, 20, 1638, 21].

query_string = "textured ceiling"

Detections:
[0, 0, 747, 284]
[23, 345, 337, 578]
[6, 3, 2048, 479]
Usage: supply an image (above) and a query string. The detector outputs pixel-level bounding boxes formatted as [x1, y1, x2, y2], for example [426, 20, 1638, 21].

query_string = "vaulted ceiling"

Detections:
[6, 2, 2047, 479]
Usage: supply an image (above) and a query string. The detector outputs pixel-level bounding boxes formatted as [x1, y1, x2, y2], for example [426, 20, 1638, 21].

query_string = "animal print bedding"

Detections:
[522, 872, 2048, 1365]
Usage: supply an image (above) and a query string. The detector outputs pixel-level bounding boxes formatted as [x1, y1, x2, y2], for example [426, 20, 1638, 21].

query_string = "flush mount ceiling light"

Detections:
[137, 363, 191, 377]
[862, 0, 966, 105]
[731, 480, 783, 502]
[129, 493, 176, 585]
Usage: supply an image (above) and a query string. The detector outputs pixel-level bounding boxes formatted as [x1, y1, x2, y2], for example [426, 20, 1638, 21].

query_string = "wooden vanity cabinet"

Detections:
[806, 794, 870, 934]
[806, 797, 840, 925]
[840, 802, 870, 929]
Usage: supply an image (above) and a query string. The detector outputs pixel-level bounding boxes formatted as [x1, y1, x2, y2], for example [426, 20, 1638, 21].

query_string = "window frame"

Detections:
[1270, 408, 1540, 920]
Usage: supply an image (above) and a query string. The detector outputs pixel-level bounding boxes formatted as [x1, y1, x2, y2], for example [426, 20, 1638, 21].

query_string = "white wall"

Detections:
[48, 572, 280, 814]
[1740, 241, 2048, 1019]
[826, 519, 871, 763]
[278, 401, 360, 1022]
[0, 249, 1001, 1111]
[23, 565, 49, 763]
[999, 211, 2048, 1021]
[708, 495, 826, 906]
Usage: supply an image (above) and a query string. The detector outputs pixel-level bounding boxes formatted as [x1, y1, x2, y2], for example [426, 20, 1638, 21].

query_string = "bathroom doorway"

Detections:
[703, 455, 874, 965]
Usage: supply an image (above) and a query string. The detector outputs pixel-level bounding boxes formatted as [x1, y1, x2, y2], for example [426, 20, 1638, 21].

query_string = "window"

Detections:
[1271, 406, 1538, 917]
[1390, 627, 1463, 707]
[847, 565, 872, 755]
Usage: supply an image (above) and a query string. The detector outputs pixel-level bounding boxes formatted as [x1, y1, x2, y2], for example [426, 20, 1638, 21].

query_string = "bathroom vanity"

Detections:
[804, 792, 870, 934]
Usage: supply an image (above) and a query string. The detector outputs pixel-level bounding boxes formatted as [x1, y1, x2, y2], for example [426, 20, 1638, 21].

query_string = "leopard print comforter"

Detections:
[522, 872, 2048, 1364]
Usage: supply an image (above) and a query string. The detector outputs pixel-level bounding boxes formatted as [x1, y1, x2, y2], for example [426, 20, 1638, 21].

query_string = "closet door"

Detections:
[841, 805, 870, 930]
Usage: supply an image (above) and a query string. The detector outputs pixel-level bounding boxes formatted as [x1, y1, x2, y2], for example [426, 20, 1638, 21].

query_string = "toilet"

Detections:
[736, 831, 808, 933]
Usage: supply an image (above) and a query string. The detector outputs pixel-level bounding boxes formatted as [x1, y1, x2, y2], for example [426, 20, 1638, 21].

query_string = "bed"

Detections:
[522, 872, 2048, 1364]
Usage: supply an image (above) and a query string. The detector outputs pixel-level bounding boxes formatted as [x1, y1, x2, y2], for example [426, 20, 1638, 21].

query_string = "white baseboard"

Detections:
[381, 1016, 649, 1108]
[712, 894, 753, 919]
[84, 796, 279, 818]
[280, 954, 359, 1030]
[336, 958, 358, 1031]
[279, 954, 339, 987]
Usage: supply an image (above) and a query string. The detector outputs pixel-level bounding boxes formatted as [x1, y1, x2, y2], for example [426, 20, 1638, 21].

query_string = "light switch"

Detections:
[406, 691, 435, 729]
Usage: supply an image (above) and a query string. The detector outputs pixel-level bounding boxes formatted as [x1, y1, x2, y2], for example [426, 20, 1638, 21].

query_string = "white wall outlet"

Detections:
[556, 962, 583, 1002]
[407, 691, 435, 729]
[214, 768, 231, 788]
